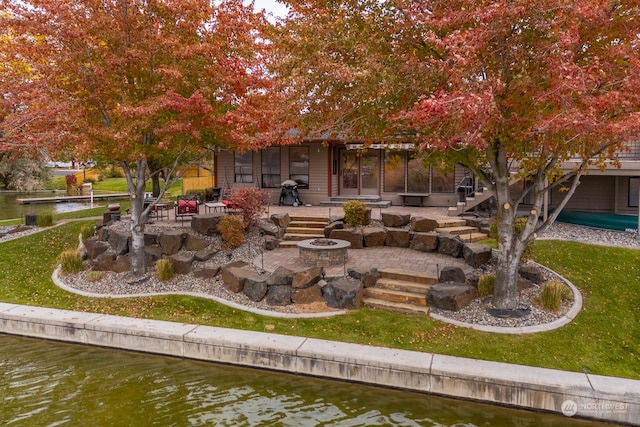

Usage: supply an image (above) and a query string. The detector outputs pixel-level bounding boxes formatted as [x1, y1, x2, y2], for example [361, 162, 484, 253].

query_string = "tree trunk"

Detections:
[493, 239, 522, 309]
[123, 160, 149, 276]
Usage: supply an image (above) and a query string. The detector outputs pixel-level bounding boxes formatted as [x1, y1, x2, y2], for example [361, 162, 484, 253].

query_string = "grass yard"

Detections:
[0, 221, 638, 380]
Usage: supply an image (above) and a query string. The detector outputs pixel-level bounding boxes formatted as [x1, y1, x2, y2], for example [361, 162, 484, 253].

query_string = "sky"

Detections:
[252, 0, 289, 19]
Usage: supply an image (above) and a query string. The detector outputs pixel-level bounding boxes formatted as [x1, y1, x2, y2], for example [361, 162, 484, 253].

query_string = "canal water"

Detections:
[0, 192, 100, 221]
[0, 334, 601, 426]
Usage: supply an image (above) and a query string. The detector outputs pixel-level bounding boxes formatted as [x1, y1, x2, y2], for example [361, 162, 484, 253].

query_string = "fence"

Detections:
[182, 176, 216, 194]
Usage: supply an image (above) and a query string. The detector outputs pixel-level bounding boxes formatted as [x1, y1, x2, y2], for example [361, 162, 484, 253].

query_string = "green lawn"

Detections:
[45, 173, 182, 196]
[0, 222, 638, 380]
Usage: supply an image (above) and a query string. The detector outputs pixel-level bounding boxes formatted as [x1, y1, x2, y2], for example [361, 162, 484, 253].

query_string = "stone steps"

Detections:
[362, 269, 436, 316]
[280, 216, 329, 247]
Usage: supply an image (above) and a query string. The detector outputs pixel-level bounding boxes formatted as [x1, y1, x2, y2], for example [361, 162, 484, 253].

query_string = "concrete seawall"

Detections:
[0, 302, 638, 425]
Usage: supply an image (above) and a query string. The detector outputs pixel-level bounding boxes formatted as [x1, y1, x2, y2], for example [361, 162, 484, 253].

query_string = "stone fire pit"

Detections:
[297, 238, 350, 267]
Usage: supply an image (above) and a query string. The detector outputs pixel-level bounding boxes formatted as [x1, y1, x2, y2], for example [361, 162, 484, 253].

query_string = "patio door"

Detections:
[339, 149, 380, 196]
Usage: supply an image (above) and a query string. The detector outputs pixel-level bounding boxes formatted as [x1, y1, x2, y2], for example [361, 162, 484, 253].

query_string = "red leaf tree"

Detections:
[0, 0, 272, 275]
[272, 0, 640, 309]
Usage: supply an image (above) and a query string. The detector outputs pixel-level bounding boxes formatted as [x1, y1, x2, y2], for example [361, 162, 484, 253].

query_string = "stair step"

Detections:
[285, 227, 325, 235]
[319, 200, 392, 208]
[363, 298, 430, 316]
[282, 233, 325, 241]
[289, 216, 330, 223]
[379, 268, 437, 285]
[288, 221, 328, 229]
[364, 288, 427, 306]
[375, 278, 434, 294]
[436, 219, 467, 227]
[460, 232, 490, 243]
[434, 225, 479, 236]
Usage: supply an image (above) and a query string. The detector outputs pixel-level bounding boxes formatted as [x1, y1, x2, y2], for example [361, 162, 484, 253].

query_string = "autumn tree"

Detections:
[273, 0, 640, 310]
[0, 0, 271, 275]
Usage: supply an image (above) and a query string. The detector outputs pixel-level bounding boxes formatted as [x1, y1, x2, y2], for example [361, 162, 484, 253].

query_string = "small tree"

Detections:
[226, 188, 269, 229]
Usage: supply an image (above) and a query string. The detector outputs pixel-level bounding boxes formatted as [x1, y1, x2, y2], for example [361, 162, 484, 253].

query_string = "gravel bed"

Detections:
[6, 219, 640, 324]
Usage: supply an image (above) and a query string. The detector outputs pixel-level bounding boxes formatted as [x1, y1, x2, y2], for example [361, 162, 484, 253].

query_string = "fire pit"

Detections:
[297, 238, 350, 267]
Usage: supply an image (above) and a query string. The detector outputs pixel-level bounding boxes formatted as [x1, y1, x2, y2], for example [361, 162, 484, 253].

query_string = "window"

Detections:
[261, 147, 281, 188]
[384, 151, 405, 192]
[431, 166, 455, 193]
[234, 151, 253, 183]
[630, 177, 639, 208]
[289, 146, 309, 188]
[407, 152, 430, 192]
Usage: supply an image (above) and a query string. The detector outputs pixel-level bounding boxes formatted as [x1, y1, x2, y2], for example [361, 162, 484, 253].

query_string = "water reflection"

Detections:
[0, 192, 116, 221]
[0, 334, 601, 426]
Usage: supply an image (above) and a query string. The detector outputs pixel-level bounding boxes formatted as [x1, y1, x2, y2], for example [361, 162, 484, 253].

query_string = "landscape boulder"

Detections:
[158, 230, 184, 255]
[108, 230, 130, 256]
[410, 232, 438, 252]
[329, 228, 363, 249]
[362, 227, 386, 247]
[191, 214, 224, 236]
[84, 238, 110, 260]
[437, 233, 464, 258]
[292, 266, 323, 289]
[168, 252, 195, 275]
[439, 266, 467, 283]
[411, 217, 439, 232]
[463, 243, 493, 268]
[292, 285, 324, 304]
[266, 285, 292, 306]
[193, 266, 220, 279]
[220, 260, 260, 293]
[112, 254, 131, 273]
[348, 267, 380, 288]
[385, 227, 410, 248]
[427, 283, 477, 311]
[382, 212, 410, 227]
[183, 234, 210, 252]
[194, 246, 219, 262]
[270, 213, 290, 228]
[323, 277, 362, 309]
[518, 264, 545, 284]
[244, 277, 268, 302]
[324, 221, 344, 238]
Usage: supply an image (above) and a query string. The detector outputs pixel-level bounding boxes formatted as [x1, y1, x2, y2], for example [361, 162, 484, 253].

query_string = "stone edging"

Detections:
[429, 261, 583, 334]
[0, 302, 638, 425]
[51, 267, 347, 319]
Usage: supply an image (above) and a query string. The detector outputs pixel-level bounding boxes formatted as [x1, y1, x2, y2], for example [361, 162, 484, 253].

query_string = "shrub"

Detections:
[36, 212, 54, 227]
[156, 258, 174, 282]
[217, 215, 246, 249]
[536, 280, 573, 312]
[226, 187, 268, 229]
[86, 271, 103, 282]
[343, 200, 368, 226]
[58, 250, 84, 274]
[477, 273, 496, 297]
[80, 225, 95, 240]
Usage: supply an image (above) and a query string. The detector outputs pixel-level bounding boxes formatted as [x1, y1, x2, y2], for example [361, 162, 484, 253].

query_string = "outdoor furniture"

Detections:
[205, 187, 222, 202]
[175, 195, 199, 222]
[398, 193, 430, 207]
[204, 202, 227, 213]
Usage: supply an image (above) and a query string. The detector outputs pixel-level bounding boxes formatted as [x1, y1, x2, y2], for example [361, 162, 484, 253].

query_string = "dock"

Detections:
[17, 193, 130, 204]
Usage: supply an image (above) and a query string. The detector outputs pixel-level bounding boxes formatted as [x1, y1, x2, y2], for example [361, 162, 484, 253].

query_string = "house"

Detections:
[214, 139, 475, 208]
[214, 139, 640, 222]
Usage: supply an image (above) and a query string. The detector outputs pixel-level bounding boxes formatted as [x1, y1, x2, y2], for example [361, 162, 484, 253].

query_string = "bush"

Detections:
[536, 280, 573, 311]
[86, 271, 103, 282]
[36, 212, 54, 227]
[217, 215, 246, 249]
[477, 273, 495, 297]
[343, 200, 368, 226]
[156, 258, 174, 282]
[80, 225, 95, 240]
[58, 250, 84, 274]
[226, 188, 268, 229]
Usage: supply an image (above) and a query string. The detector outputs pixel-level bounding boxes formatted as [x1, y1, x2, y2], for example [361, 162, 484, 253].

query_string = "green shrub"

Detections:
[80, 225, 95, 240]
[226, 188, 269, 229]
[156, 258, 174, 282]
[343, 200, 369, 226]
[477, 273, 495, 297]
[36, 212, 54, 227]
[86, 271, 103, 282]
[58, 250, 84, 274]
[536, 280, 573, 311]
[217, 215, 246, 249]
